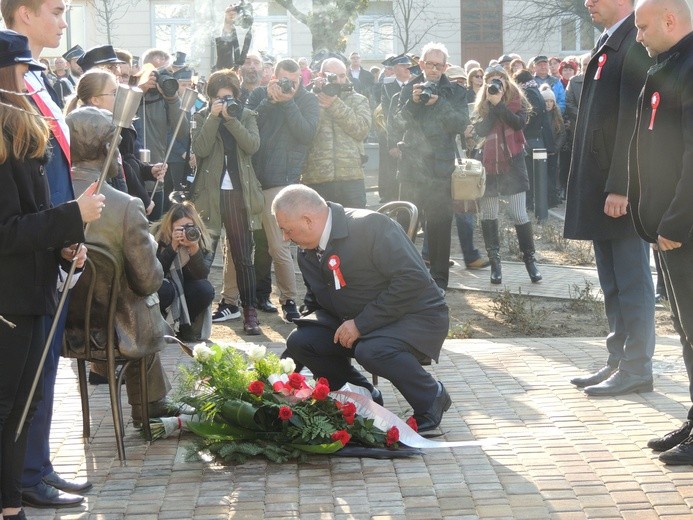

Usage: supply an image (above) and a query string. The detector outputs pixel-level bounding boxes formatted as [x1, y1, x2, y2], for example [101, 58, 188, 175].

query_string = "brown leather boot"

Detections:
[243, 307, 261, 335]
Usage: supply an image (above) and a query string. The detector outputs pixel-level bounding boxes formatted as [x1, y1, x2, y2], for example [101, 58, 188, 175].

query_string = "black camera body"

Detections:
[313, 72, 353, 96]
[155, 68, 179, 98]
[220, 95, 243, 118]
[181, 223, 201, 242]
[277, 77, 294, 94]
[232, 0, 254, 29]
[418, 81, 438, 104]
[487, 78, 504, 96]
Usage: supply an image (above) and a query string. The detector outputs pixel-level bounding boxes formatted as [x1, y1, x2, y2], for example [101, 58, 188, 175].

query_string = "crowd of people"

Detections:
[0, 0, 691, 516]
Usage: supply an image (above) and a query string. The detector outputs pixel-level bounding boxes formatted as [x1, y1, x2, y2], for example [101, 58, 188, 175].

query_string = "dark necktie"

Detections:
[596, 32, 608, 50]
[315, 247, 324, 262]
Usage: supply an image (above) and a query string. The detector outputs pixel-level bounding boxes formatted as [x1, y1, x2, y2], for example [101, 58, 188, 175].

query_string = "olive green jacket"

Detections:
[301, 91, 371, 185]
[191, 107, 263, 234]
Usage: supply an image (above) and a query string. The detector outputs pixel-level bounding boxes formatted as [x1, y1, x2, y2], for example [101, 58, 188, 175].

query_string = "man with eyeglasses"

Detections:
[393, 42, 470, 291]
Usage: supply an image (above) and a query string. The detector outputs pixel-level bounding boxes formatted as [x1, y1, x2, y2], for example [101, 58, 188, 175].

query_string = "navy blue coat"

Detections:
[298, 203, 449, 361]
[564, 13, 652, 240]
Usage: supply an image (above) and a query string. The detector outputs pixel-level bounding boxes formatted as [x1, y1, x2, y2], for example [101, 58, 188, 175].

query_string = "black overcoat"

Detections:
[298, 203, 449, 361]
[0, 155, 84, 316]
[564, 13, 652, 240]
[628, 32, 693, 244]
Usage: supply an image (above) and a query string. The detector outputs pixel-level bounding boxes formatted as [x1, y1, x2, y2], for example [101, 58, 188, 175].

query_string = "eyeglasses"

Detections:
[471, 74, 483, 78]
[97, 89, 117, 97]
[423, 61, 446, 72]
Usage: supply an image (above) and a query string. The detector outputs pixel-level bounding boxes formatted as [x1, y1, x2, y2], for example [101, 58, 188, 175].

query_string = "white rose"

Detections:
[193, 344, 213, 362]
[246, 344, 267, 363]
[279, 357, 296, 374]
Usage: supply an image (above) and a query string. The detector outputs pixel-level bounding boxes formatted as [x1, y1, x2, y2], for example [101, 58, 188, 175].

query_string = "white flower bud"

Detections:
[246, 344, 267, 363]
[193, 344, 213, 362]
[279, 357, 296, 374]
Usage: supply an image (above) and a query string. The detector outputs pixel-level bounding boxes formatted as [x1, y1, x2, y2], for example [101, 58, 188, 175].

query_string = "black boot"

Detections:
[515, 222, 542, 283]
[481, 219, 502, 284]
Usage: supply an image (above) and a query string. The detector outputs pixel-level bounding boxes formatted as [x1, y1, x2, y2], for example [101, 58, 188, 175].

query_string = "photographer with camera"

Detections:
[189, 69, 265, 335]
[133, 48, 189, 220]
[301, 57, 371, 208]
[247, 58, 319, 322]
[394, 42, 469, 291]
[473, 64, 541, 285]
[153, 202, 215, 342]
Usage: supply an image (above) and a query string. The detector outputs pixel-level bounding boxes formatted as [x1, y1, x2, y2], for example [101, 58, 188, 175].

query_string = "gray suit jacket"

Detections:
[67, 166, 170, 359]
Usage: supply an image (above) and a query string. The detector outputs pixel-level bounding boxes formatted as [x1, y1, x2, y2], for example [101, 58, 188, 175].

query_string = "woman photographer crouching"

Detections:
[473, 64, 542, 285]
[189, 69, 263, 335]
[153, 202, 215, 342]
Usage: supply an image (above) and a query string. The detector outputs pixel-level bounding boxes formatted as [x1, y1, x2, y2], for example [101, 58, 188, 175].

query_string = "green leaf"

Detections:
[292, 441, 344, 454]
[220, 399, 264, 430]
[187, 420, 257, 440]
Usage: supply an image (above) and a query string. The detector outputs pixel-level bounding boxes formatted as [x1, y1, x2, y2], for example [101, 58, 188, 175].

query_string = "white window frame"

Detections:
[150, 1, 193, 55]
[250, 15, 291, 58]
[354, 15, 395, 59]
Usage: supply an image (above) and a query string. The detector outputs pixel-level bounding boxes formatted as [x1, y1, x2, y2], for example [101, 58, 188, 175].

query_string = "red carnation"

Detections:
[344, 413, 355, 425]
[406, 416, 418, 432]
[331, 429, 351, 446]
[247, 380, 264, 396]
[386, 426, 400, 447]
[340, 402, 356, 417]
[316, 377, 330, 387]
[312, 383, 330, 400]
[278, 406, 293, 421]
[288, 372, 305, 389]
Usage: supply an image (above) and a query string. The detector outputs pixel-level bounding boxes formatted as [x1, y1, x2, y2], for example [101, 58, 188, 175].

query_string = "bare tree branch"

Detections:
[86, 0, 140, 44]
[386, 0, 457, 54]
[274, 0, 370, 52]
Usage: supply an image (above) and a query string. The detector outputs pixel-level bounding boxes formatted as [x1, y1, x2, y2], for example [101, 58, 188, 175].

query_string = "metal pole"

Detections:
[149, 88, 198, 197]
[16, 86, 143, 441]
[533, 148, 548, 222]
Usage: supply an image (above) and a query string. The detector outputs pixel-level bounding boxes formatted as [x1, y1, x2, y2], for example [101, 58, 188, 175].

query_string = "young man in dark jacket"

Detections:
[247, 59, 319, 322]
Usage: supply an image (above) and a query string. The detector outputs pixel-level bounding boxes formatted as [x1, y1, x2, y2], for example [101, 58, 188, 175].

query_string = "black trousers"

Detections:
[253, 227, 272, 301]
[0, 315, 44, 508]
[658, 243, 693, 419]
[158, 277, 215, 322]
[285, 321, 439, 414]
[221, 189, 256, 307]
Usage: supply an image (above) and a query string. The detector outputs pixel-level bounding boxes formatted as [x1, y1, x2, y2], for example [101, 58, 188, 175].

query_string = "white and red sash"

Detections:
[24, 71, 71, 165]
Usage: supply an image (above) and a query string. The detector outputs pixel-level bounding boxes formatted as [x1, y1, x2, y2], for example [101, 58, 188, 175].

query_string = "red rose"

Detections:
[316, 377, 330, 387]
[340, 402, 356, 417]
[344, 413, 355, 425]
[331, 430, 351, 446]
[247, 380, 264, 396]
[312, 383, 330, 400]
[288, 372, 305, 389]
[278, 406, 293, 421]
[386, 426, 399, 447]
[406, 416, 418, 432]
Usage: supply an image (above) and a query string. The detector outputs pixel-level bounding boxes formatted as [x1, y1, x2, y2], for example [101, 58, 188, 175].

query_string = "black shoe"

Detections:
[648, 421, 693, 452]
[257, 296, 277, 313]
[282, 299, 300, 322]
[570, 365, 617, 388]
[659, 434, 693, 465]
[211, 299, 241, 322]
[22, 481, 84, 508]
[371, 387, 384, 406]
[583, 370, 653, 396]
[43, 471, 92, 493]
[413, 381, 452, 432]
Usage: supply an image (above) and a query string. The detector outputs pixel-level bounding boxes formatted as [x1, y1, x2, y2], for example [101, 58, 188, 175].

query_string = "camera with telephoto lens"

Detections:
[313, 72, 353, 96]
[231, 0, 254, 29]
[277, 77, 294, 94]
[154, 68, 179, 97]
[418, 81, 438, 104]
[181, 223, 201, 242]
[220, 95, 243, 118]
[487, 78, 504, 96]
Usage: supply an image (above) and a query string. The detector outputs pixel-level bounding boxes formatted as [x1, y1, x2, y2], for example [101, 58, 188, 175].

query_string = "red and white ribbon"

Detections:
[594, 53, 607, 80]
[648, 91, 660, 130]
[327, 255, 346, 290]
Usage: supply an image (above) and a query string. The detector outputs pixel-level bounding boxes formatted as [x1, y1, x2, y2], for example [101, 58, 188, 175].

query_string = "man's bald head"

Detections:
[635, 0, 692, 56]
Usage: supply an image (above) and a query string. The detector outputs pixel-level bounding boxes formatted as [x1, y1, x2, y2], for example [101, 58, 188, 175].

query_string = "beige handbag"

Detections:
[451, 148, 486, 201]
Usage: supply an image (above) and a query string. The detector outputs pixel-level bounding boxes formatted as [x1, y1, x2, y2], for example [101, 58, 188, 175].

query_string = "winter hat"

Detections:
[540, 85, 556, 103]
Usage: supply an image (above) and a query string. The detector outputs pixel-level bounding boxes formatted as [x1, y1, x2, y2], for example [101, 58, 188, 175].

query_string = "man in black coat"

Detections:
[395, 42, 470, 291]
[628, 0, 693, 464]
[565, 0, 655, 396]
[273, 185, 452, 432]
